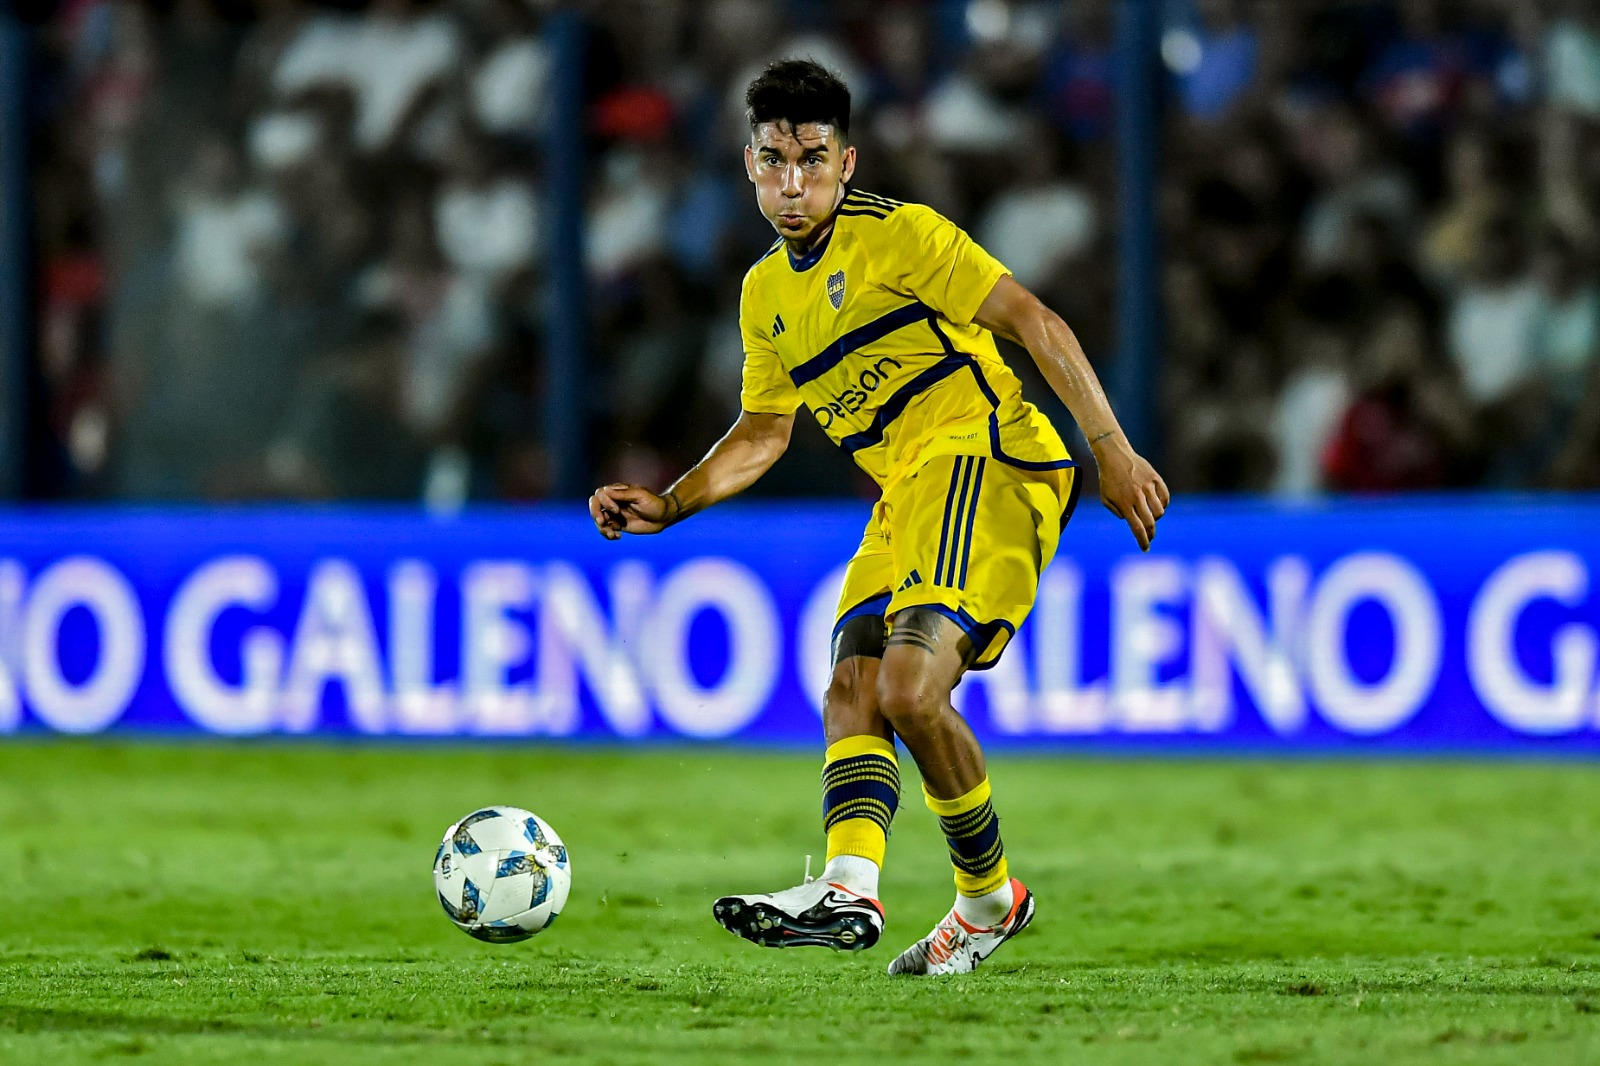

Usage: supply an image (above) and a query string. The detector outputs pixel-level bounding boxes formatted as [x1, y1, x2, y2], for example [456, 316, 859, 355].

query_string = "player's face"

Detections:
[745, 121, 856, 245]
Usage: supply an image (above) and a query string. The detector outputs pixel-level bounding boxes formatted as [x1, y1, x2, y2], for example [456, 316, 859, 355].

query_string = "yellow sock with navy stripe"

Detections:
[822, 735, 900, 867]
[925, 778, 1009, 897]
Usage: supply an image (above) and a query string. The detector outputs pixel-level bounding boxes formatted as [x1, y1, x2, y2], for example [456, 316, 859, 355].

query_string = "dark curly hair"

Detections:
[745, 58, 851, 140]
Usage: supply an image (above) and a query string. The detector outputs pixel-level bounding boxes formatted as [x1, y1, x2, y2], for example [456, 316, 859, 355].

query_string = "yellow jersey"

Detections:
[738, 187, 1074, 492]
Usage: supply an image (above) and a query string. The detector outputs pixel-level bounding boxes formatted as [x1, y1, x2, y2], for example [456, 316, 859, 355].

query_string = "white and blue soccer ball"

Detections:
[433, 806, 571, 943]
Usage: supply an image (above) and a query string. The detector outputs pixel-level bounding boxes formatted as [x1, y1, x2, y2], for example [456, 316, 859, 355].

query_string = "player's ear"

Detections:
[744, 144, 757, 183]
[840, 143, 857, 184]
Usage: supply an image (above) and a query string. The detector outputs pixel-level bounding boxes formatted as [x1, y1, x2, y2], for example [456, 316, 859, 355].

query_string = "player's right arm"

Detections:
[974, 275, 1169, 550]
[590, 269, 802, 540]
[882, 204, 1169, 551]
[589, 410, 794, 539]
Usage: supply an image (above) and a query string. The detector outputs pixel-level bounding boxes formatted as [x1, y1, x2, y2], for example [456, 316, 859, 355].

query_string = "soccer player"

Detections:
[588, 60, 1168, 976]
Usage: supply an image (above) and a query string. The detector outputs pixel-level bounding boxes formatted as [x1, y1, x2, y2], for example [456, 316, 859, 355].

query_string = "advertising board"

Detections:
[0, 500, 1594, 750]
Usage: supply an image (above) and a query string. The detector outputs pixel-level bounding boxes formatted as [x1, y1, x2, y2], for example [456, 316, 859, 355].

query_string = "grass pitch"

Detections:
[1, 743, 1599, 1064]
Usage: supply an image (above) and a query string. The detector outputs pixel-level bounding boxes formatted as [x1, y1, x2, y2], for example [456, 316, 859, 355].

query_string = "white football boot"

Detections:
[713, 876, 884, 951]
[886, 878, 1035, 976]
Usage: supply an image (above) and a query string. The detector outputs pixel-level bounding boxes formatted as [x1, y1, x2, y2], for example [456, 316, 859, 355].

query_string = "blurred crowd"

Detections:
[26, 0, 1600, 503]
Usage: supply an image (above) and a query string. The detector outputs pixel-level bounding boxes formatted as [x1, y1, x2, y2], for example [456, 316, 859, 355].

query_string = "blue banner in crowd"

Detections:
[0, 499, 1594, 750]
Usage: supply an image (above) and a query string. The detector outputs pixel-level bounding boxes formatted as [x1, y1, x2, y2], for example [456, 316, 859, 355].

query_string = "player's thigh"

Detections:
[876, 606, 971, 728]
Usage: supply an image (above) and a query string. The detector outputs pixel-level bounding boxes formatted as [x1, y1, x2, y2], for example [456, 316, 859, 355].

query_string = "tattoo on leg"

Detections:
[886, 628, 939, 655]
[885, 608, 977, 666]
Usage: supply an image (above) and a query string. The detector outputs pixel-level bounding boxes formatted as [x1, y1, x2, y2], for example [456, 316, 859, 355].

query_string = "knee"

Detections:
[875, 667, 943, 732]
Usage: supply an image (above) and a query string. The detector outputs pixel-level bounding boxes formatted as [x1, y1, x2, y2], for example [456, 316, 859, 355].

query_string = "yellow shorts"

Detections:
[833, 454, 1081, 669]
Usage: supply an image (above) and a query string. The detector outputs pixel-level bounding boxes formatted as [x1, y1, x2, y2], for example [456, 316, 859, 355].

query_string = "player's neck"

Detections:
[783, 187, 846, 258]
[786, 218, 836, 259]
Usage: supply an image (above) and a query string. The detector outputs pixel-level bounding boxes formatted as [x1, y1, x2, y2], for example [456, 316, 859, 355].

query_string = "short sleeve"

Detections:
[885, 205, 1010, 327]
[738, 277, 804, 415]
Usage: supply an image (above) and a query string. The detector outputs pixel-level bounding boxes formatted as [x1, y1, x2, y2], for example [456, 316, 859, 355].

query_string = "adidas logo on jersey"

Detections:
[897, 569, 923, 592]
[772, 314, 786, 337]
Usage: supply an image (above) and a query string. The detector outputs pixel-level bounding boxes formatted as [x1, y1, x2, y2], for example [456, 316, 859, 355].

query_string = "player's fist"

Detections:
[1091, 435, 1169, 552]
[588, 484, 675, 540]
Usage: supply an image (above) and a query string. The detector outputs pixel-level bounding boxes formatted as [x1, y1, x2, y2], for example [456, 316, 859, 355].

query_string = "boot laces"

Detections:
[923, 913, 972, 966]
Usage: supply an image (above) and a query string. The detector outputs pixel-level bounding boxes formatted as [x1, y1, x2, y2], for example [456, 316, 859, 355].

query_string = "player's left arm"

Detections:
[974, 275, 1170, 551]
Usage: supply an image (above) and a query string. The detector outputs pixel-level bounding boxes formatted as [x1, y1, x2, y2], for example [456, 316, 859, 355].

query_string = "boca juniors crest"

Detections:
[827, 270, 845, 310]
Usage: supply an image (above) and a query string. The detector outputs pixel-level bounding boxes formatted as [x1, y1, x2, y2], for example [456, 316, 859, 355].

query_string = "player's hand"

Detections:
[1091, 433, 1169, 552]
[588, 484, 675, 540]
